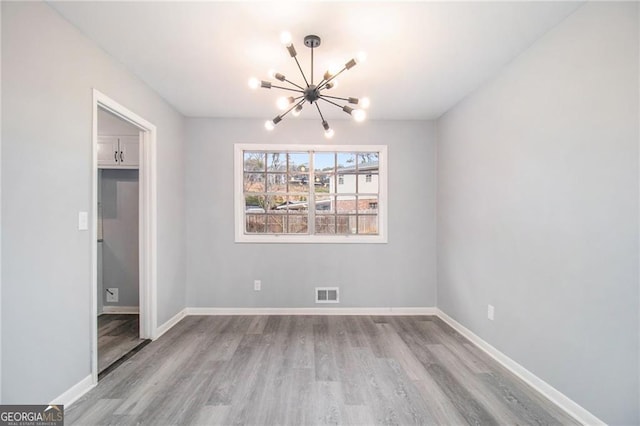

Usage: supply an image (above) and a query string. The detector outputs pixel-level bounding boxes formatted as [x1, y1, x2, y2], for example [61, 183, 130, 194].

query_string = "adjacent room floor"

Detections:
[70, 315, 578, 425]
[98, 314, 145, 374]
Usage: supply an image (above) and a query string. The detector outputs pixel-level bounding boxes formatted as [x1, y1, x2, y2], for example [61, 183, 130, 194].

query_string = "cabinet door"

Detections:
[118, 136, 140, 168]
[97, 136, 120, 167]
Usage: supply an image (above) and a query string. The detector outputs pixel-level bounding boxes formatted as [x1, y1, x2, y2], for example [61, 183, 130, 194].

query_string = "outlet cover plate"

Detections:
[106, 288, 119, 303]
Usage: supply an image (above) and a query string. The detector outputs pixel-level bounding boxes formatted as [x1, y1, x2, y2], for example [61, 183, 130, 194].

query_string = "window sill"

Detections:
[235, 233, 387, 244]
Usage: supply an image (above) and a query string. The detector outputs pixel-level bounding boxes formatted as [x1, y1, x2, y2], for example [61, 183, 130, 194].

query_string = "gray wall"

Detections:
[186, 119, 436, 308]
[436, 2, 639, 424]
[1, 1, 186, 403]
[100, 169, 140, 309]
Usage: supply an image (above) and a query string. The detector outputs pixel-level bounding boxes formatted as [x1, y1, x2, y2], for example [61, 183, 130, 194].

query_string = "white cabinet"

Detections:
[98, 135, 139, 169]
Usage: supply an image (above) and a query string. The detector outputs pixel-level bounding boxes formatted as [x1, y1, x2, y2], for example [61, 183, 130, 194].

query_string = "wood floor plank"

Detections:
[314, 318, 339, 381]
[97, 314, 143, 373]
[67, 315, 581, 426]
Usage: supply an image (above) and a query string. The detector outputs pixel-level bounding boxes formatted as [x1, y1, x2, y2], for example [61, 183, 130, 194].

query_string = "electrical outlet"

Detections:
[254, 280, 261, 291]
[487, 304, 495, 321]
[106, 288, 119, 303]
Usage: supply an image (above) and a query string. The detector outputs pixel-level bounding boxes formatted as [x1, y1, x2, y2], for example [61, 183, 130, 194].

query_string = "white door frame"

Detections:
[91, 89, 158, 384]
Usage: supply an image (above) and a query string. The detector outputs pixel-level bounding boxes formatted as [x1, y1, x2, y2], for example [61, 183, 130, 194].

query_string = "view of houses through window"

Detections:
[242, 149, 381, 235]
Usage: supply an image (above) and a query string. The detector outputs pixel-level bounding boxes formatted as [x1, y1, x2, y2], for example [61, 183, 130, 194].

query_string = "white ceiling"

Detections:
[49, 1, 583, 120]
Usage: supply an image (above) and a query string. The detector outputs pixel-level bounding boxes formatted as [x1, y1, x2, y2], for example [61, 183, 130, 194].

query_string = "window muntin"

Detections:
[235, 144, 387, 243]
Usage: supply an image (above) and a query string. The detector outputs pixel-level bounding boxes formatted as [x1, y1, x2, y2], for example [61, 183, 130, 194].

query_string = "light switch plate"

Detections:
[78, 211, 88, 230]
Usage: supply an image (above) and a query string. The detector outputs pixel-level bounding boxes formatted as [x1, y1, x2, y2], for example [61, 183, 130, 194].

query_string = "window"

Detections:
[235, 144, 387, 243]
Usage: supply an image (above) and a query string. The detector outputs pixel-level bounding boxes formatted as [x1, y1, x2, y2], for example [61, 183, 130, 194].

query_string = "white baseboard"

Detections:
[101, 306, 139, 314]
[185, 306, 437, 316]
[49, 374, 94, 407]
[154, 308, 187, 340]
[435, 308, 605, 426]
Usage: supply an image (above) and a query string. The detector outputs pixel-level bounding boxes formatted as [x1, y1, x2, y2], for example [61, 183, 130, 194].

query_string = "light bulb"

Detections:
[324, 128, 335, 139]
[267, 69, 276, 79]
[292, 104, 303, 117]
[276, 97, 289, 111]
[248, 77, 259, 90]
[353, 109, 366, 122]
[356, 51, 368, 64]
[360, 97, 370, 109]
[280, 31, 292, 46]
[265, 120, 275, 131]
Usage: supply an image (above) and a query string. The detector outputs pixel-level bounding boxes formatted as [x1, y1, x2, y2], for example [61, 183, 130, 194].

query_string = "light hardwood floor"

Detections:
[98, 314, 144, 374]
[69, 315, 580, 425]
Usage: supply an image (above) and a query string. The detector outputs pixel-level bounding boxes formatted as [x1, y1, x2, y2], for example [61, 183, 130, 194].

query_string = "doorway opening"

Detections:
[91, 90, 157, 383]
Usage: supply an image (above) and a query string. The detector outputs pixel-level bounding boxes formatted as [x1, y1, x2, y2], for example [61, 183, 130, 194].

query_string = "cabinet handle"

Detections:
[114, 151, 118, 163]
[120, 151, 124, 162]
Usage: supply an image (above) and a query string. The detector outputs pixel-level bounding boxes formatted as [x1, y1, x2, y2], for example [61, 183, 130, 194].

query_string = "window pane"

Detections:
[314, 173, 330, 193]
[275, 195, 308, 212]
[288, 152, 309, 172]
[267, 152, 286, 172]
[288, 215, 308, 233]
[315, 195, 334, 213]
[314, 152, 335, 172]
[244, 152, 265, 172]
[358, 152, 379, 168]
[265, 195, 286, 211]
[337, 195, 357, 214]
[337, 153, 356, 171]
[266, 173, 287, 192]
[246, 214, 266, 233]
[315, 215, 335, 234]
[358, 215, 378, 235]
[245, 195, 265, 213]
[266, 214, 286, 233]
[314, 152, 334, 194]
[287, 174, 309, 194]
[244, 172, 265, 192]
[360, 196, 378, 213]
[336, 215, 357, 234]
[357, 171, 378, 193]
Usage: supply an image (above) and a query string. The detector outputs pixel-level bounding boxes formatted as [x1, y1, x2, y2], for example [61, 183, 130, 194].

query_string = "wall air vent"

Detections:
[315, 287, 339, 303]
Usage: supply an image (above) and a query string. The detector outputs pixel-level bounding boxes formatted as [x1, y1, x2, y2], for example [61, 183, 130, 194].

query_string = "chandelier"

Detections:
[249, 32, 369, 138]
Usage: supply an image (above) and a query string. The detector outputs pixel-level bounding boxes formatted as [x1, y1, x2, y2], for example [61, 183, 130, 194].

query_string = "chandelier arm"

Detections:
[270, 84, 305, 94]
[284, 79, 305, 90]
[311, 46, 314, 85]
[317, 67, 348, 90]
[293, 56, 310, 87]
[280, 99, 306, 120]
[320, 94, 352, 102]
[318, 96, 344, 110]
[314, 102, 326, 123]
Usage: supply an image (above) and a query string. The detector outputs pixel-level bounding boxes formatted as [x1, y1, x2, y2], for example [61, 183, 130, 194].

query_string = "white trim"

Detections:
[101, 306, 140, 314]
[185, 307, 437, 316]
[435, 308, 605, 426]
[234, 144, 388, 244]
[91, 89, 158, 386]
[49, 375, 94, 407]
[154, 309, 187, 340]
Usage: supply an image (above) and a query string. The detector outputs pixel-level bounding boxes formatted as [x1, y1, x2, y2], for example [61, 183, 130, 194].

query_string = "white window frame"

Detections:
[234, 144, 388, 244]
